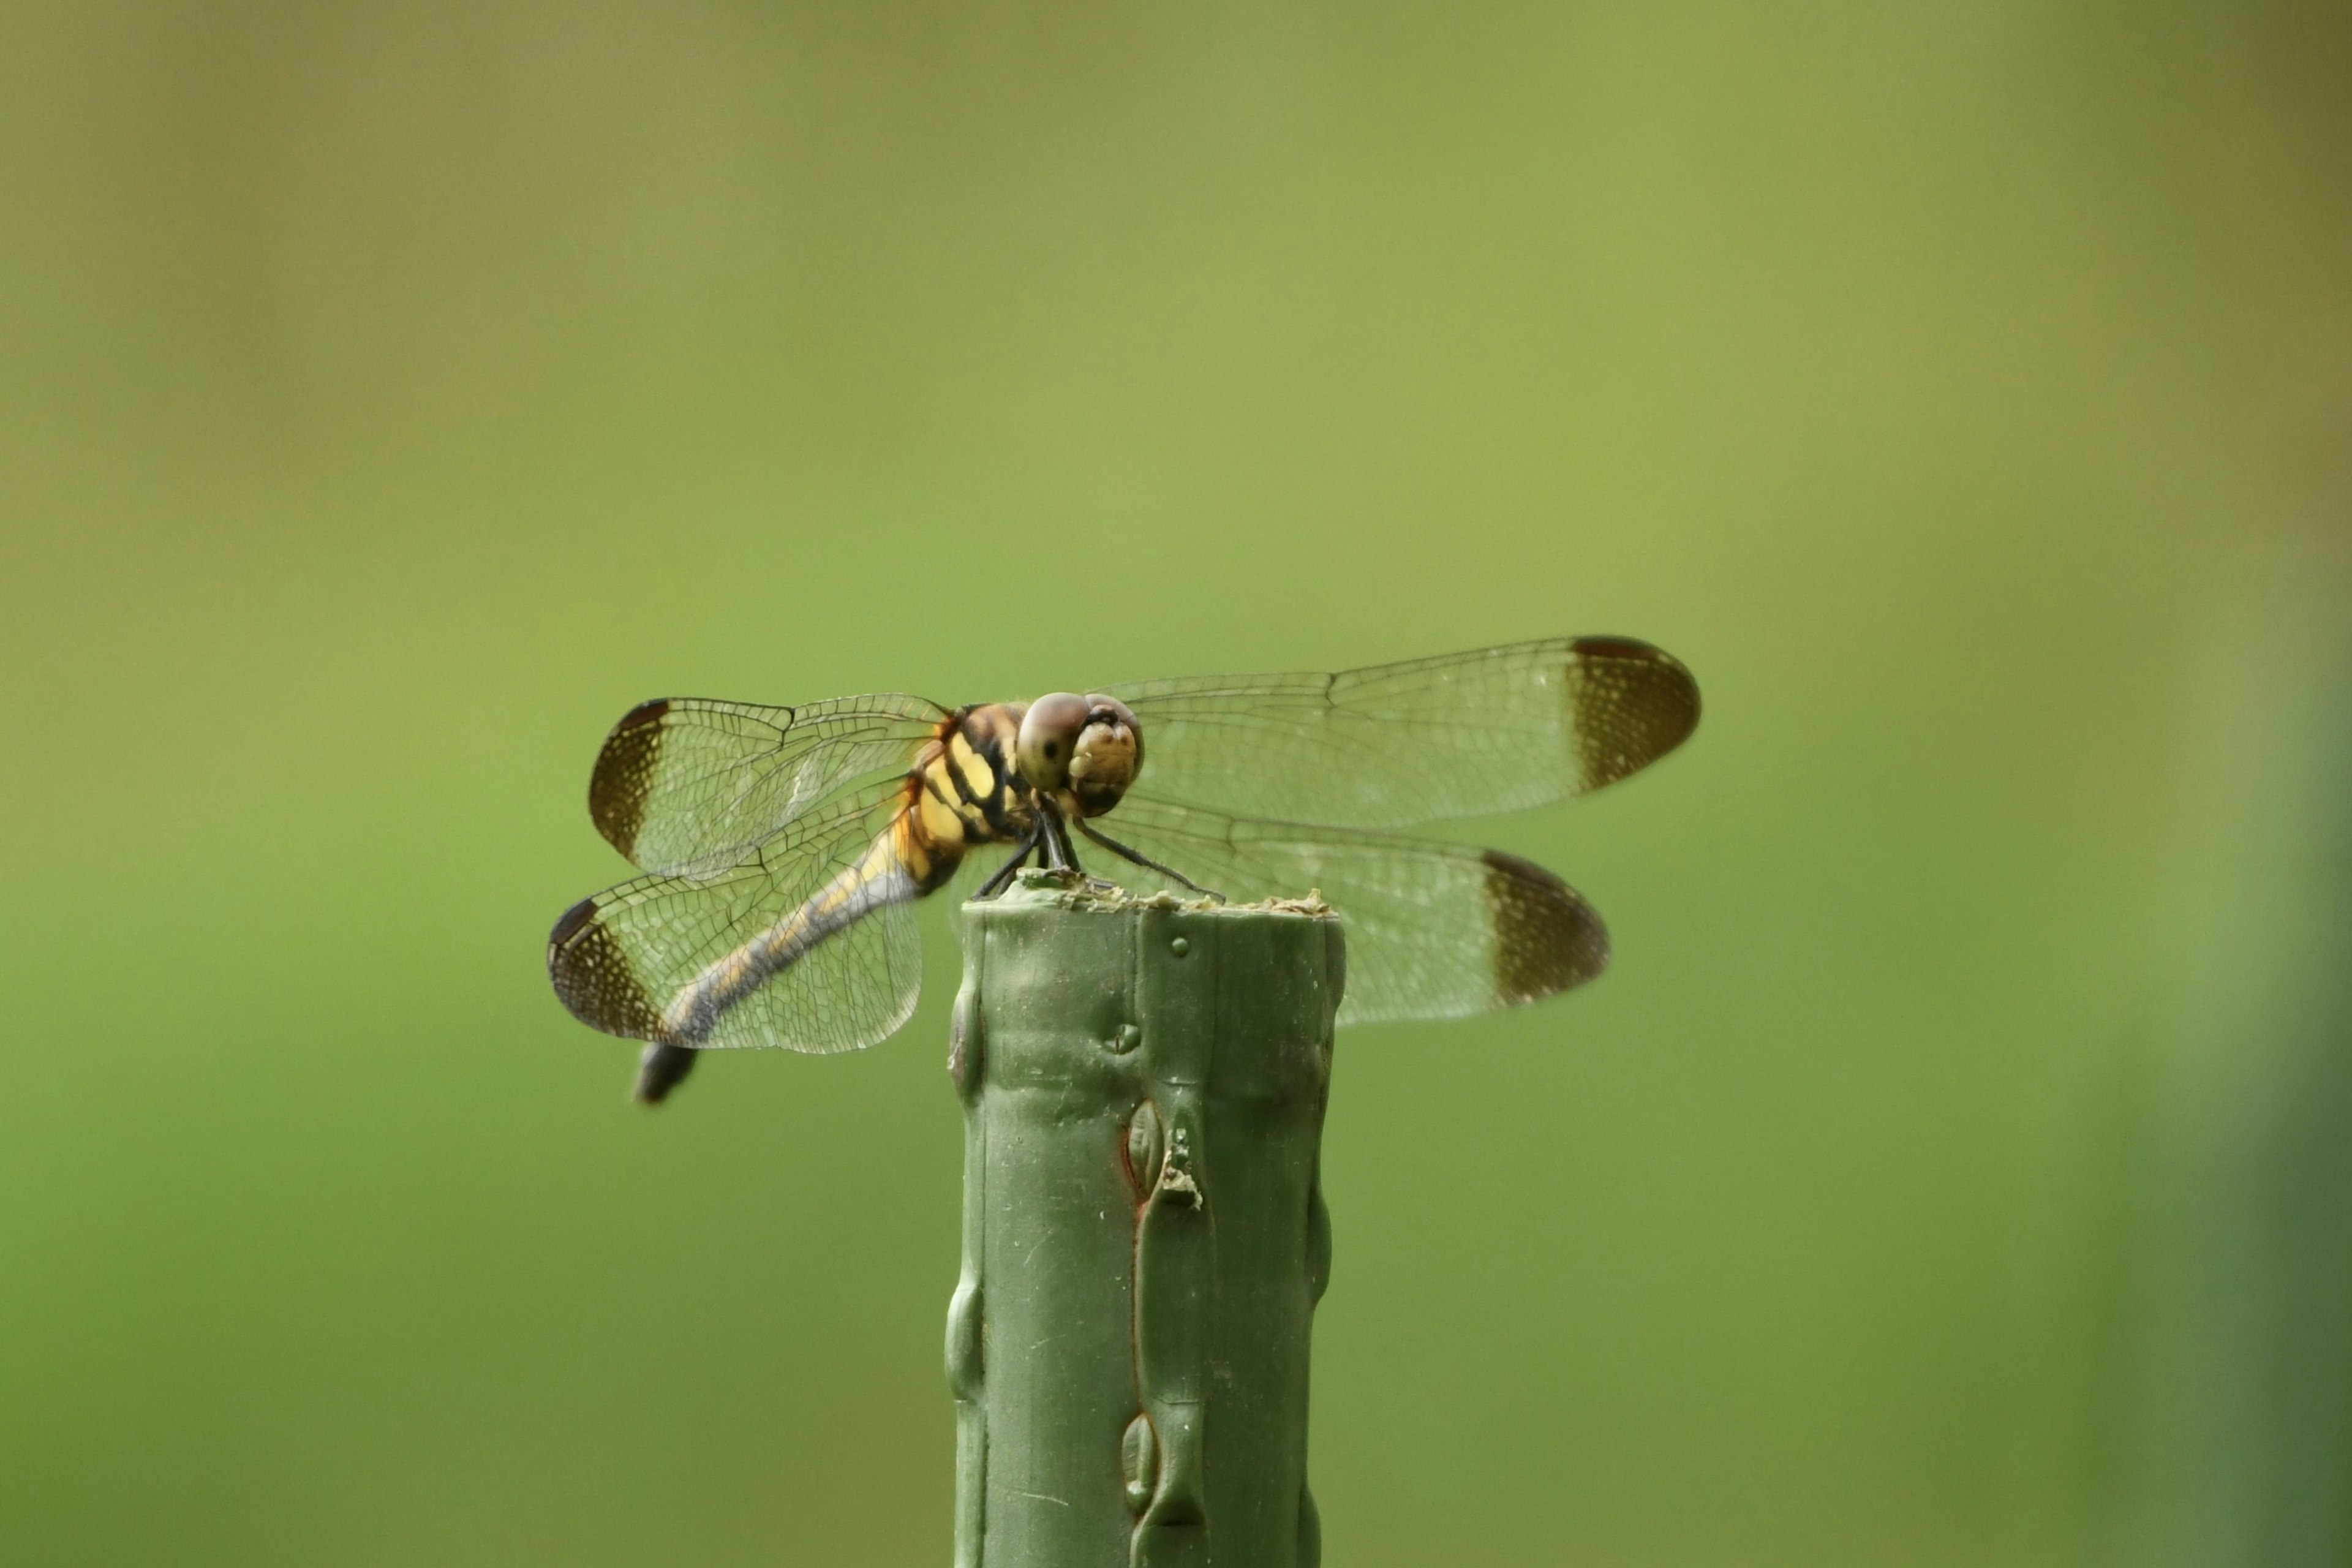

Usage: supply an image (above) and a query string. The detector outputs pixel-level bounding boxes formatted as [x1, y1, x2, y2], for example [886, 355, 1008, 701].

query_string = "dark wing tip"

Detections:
[614, 698, 673, 731]
[631, 1042, 697, 1105]
[1480, 850, 1610, 1005]
[1566, 637, 1700, 792]
[548, 895, 671, 1042]
[549, 895, 599, 949]
[588, 699, 672, 859]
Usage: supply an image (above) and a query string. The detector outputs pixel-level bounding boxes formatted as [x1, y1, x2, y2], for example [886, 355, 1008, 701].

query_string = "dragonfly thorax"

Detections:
[1016, 692, 1143, 818]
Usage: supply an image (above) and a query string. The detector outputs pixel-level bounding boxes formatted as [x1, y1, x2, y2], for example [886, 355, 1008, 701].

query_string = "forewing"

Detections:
[548, 793, 924, 1054]
[589, 693, 946, 876]
[1099, 798, 1609, 1025]
[1109, 637, 1697, 829]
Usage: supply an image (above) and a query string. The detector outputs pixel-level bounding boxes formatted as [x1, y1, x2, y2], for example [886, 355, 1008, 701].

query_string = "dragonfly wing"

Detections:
[589, 693, 946, 876]
[549, 792, 924, 1055]
[1107, 636, 1697, 829]
[1095, 797, 1609, 1025]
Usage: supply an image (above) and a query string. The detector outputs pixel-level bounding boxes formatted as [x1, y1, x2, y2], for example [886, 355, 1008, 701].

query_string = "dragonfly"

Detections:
[548, 636, 1699, 1104]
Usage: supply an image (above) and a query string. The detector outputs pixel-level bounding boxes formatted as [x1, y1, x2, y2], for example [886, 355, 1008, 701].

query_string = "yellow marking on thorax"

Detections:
[948, 731, 997, 801]
[915, 762, 971, 847]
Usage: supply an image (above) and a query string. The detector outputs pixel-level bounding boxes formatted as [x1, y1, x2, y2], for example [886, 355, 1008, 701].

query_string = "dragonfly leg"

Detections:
[973, 827, 1040, 900]
[1038, 804, 1082, 875]
[1076, 821, 1226, 901]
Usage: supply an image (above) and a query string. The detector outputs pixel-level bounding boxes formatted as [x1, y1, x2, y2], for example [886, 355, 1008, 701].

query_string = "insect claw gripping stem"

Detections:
[949, 880, 1343, 1568]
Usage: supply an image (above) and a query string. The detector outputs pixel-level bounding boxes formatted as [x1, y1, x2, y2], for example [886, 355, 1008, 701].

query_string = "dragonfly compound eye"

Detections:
[1016, 692, 1091, 791]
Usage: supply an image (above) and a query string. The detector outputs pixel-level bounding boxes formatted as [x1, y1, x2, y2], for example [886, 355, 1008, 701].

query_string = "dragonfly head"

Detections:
[1017, 692, 1144, 816]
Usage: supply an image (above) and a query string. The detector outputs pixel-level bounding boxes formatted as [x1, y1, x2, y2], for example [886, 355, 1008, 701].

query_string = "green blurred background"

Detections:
[4, 2, 2348, 1564]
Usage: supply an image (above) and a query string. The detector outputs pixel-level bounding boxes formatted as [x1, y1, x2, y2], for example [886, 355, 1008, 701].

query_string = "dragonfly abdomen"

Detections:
[660, 834, 920, 1046]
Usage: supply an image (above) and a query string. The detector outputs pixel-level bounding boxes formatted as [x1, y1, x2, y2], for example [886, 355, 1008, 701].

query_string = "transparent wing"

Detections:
[548, 790, 925, 1055]
[1107, 637, 1698, 830]
[1095, 797, 1610, 1026]
[588, 693, 947, 876]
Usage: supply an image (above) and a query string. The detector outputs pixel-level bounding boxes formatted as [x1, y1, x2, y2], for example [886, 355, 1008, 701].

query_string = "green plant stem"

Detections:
[946, 873, 1345, 1568]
